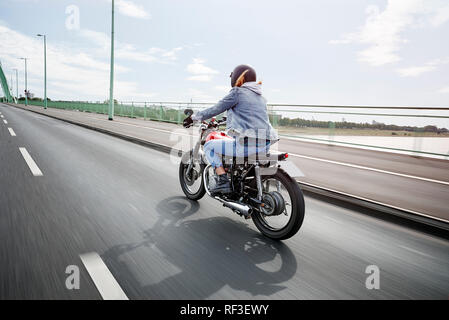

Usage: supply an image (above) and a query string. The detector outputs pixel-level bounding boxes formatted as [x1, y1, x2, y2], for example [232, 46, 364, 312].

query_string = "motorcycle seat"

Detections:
[221, 152, 285, 166]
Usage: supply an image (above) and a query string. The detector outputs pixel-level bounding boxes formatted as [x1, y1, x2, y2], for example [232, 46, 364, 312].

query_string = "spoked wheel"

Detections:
[179, 151, 206, 200]
[252, 168, 305, 240]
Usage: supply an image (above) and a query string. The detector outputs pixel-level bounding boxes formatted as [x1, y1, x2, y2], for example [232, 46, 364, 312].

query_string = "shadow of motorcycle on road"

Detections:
[102, 196, 298, 299]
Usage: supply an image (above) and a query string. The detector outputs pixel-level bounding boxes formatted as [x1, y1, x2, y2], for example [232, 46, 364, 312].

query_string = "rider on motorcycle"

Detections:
[183, 64, 278, 195]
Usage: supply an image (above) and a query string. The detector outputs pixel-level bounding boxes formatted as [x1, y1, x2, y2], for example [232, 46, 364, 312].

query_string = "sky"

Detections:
[0, 0, 449, 107]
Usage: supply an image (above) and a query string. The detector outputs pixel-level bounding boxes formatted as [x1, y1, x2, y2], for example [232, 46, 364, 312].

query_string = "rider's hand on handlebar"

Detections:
[183, 116, 193, 128]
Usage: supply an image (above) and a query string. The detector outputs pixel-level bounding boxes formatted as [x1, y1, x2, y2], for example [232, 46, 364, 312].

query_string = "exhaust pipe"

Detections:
[216, 197, 253, 217]
[205, 167, 253, 217]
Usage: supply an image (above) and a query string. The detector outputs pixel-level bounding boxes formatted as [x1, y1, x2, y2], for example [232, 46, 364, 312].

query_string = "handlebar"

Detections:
[183, 118, 226, 129]
[183, 108, 227, 129]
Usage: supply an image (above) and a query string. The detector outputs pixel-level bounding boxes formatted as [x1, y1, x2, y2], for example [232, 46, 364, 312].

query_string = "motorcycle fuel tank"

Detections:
[205, 131, 234, 143]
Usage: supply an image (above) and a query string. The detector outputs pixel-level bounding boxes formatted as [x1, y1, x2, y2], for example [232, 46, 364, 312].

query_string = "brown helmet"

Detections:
[230, 64, 256, 87]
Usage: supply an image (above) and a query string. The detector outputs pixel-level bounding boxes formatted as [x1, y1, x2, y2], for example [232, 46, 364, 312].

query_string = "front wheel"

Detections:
[252, 168, 305, 240]
[179, 150, 206, 201]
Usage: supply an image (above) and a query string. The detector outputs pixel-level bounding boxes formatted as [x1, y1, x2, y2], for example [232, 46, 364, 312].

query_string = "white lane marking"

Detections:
[79, 252, 129, 300]
[128, 203, 139, 212]
[24, 108, 449, 186]
[97, 119, 449, 186]
[289, 152, 449, 186]
[45, 109, 192, 137]
[19, 147, 43, 176]
[3, 120, 7, 124]
[100, 117, 192, 137]
[0, 115, 4, 118]
[8, 128, 16, 136]
[398, 245, 434, 259]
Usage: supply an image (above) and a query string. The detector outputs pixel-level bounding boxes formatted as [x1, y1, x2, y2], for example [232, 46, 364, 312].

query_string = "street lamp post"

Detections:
[19, 58, 28, 106]
[10, 74, 13, 98]
[108, 0, 115, 120]
[13, 69, 18, 100]
[37, 34, 47, 109]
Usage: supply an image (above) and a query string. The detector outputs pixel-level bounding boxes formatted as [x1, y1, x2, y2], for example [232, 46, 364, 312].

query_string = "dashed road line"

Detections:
[19, 147, 43, 176]
[8, 128, 16, 136]
[3, 119, 7, 124]
[79, 252, 129, 300]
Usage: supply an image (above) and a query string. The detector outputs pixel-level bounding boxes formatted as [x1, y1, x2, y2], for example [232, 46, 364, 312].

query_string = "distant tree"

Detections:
[104, 99, 118, 104]
[275, 115, 447, 133]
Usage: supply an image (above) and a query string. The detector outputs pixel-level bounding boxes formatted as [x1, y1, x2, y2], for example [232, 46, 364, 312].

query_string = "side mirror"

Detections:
[184, 108, 193, 116]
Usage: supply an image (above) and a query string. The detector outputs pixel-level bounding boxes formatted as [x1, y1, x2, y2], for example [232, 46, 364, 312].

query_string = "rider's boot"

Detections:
[210, 174, 232, 195]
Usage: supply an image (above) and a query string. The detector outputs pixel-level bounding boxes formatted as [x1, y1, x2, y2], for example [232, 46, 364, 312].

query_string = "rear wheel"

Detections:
[179, 151, 206, 200]
[252, 168, 305, 240]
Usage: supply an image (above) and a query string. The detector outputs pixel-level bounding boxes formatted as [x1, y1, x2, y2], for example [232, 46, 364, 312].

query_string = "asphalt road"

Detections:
[1, 103, 448, 299]
[10, 104, 449, 222]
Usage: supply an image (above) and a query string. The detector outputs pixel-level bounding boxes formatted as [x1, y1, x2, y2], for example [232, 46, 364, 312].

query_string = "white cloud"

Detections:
[116, 0, 150, 19]
[330, 0, 449, 66]
[396, 65, 435, 77]
[0, 24, 152, 101]
[186, 58, 218, 75]
[116, 44, 157, 62]
[438, 86, 449, 93]
[430, 4, 449, 26]
[161, 47, 183, 60]
[396, 57, 449, 77]
[78, 29, 110, 49]
[186, 58, 218, 82]
[214, 85, 230, 92]
[187, 88, 215, 101]
[117, 46, 183, 64]
[187, 75, 214, 82]
[77, 29, 183, 64]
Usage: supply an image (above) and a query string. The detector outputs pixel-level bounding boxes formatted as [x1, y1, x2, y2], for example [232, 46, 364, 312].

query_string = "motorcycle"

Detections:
[179, 109, 305, 240]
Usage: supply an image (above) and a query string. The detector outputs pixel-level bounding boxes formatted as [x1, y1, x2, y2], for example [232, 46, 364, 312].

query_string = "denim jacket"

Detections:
[192, 82, 278, 143]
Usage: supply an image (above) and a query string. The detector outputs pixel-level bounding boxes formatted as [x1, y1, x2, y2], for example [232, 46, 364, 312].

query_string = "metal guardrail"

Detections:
[16, 99, 449, 159]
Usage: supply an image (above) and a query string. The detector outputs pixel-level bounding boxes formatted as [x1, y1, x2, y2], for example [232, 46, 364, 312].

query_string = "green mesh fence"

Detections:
[16, 100, 188, 124]
[15, 99, 449, 158]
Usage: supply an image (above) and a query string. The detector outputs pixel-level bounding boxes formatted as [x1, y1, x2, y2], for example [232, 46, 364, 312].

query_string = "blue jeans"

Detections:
[204, 138, 271, 168]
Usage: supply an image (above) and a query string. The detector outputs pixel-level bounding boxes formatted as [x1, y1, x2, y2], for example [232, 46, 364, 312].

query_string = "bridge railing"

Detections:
[16, 99, 449, 159]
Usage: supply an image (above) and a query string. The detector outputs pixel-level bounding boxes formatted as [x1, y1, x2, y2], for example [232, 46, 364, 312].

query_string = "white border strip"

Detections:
[19, 147, 43, 176]
[79, 252, 129, 300]
[298, 180, 449, 224]
[289, 153, 449, 186]
[92, 118, 449, 186]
